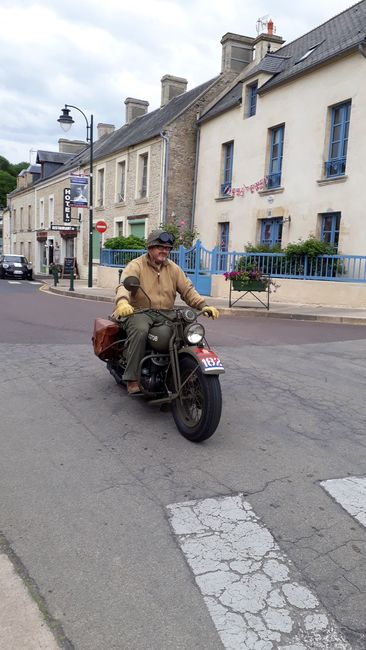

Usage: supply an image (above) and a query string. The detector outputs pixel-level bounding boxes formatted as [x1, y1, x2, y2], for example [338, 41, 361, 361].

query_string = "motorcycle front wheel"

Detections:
[171, 356, 222, 442]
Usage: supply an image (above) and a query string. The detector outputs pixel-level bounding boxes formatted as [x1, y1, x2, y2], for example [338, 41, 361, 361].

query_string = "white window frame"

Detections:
[115, 156, 127, 203]
[114, 218, 125, 237]
[39, 198, 45, 229]
[135, 147, 150, 200]
[96, 166, 105, 208]
[48, 195, 54, 228]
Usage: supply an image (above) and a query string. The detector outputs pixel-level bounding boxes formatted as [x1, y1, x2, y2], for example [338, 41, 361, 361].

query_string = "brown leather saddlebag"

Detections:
[92, 318, 120, 360]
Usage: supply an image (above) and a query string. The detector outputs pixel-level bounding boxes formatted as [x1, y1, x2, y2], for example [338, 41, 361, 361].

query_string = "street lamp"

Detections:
[58, 104, 94, 288]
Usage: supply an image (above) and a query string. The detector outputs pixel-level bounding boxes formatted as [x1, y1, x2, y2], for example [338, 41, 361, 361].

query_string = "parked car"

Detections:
[0, 254, 33, 280]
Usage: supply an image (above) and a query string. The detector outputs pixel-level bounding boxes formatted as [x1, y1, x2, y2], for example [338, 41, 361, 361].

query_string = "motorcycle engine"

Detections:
[140, 355, 169, 393]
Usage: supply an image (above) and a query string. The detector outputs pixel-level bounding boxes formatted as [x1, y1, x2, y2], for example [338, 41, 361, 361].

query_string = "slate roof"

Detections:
[199, 81, 243, 122]
[200, 0, 366, 122]
[36, 151, 74, 164]
[258, 0, 366, 93]
[46, 76, 219, 178]
[27, 164, 41, 174]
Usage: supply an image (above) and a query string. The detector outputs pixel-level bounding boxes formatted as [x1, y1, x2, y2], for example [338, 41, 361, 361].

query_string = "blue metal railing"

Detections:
[325, 157, 346, 177]
[101, 246, 366, 283]
[220, 182, 232, 197]
[212, 251, 366, 282]
[266, 172, 282, 189]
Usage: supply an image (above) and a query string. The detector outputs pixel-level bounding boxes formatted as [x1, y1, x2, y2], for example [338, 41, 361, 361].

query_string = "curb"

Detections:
[48, 286, 114, 302]
[45, 285, 366, 325]
[219, 308, 366, 325]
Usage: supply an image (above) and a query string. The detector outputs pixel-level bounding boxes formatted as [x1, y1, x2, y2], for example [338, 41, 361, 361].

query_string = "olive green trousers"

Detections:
[122, 311, 171, 381]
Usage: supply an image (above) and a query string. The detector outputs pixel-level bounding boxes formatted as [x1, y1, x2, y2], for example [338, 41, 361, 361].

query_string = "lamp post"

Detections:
[58, 104, 94, 288]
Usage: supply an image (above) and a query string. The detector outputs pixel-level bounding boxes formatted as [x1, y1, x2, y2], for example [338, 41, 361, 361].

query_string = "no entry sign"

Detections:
[95, 220, 107, 233]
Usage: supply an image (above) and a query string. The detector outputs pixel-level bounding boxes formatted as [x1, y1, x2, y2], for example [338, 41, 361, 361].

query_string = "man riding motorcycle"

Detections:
[112, 229, 219, 394]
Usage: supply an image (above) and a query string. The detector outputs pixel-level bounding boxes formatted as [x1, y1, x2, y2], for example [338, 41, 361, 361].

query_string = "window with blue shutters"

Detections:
[220, 141, 234, 196]
[260, 218, 283, 247]
[320, 212, 341, 250]
[267, 125, 284, 189]
[248, 82, 258, 117]
[325, 101, 351, 178]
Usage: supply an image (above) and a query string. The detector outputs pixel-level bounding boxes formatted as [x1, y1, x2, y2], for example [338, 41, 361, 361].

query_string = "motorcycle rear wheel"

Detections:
[171, 356, 222, 442]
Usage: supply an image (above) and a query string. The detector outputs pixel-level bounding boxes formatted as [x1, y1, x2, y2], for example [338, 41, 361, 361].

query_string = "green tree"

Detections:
[0, 170, 16, 207]
[0, 156, 28, 206]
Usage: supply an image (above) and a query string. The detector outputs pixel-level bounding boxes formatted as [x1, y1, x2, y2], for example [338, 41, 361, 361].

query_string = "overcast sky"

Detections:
[0, 0, 358, 164]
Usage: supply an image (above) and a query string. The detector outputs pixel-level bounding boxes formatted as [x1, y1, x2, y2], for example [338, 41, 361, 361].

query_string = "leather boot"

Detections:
[127, 380, 141, 395]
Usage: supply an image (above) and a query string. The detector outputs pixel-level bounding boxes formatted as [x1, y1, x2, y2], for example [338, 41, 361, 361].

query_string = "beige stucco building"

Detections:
[193, 3, 366, 304]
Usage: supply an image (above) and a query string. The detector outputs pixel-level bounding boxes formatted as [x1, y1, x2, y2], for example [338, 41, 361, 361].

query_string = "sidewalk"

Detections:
[38, 276, 366, 326]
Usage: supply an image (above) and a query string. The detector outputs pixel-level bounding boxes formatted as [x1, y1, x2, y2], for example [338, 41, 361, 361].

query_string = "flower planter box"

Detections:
[229, 277, 270, 310]
[232, 280, 267, 292]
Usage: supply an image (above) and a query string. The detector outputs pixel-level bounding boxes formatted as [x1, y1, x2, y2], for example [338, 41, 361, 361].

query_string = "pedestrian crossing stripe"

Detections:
[167, 494, 350, 650]
[6, 281, 41, 285]
[321, 476, 366, 528]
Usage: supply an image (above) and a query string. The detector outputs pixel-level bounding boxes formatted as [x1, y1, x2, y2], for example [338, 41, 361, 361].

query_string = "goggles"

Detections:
[157, 232, 175, 246]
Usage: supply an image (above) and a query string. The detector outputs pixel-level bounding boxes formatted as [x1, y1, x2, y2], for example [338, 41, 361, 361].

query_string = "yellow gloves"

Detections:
[112, 300, 134, 320]
[202, 306, 219, 319]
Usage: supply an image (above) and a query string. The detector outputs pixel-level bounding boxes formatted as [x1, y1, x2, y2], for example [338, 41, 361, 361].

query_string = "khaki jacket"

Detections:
[115, 254, 206, 310]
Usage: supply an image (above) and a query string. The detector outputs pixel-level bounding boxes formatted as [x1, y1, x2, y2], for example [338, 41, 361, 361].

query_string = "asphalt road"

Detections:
[1, 280, 366, 649]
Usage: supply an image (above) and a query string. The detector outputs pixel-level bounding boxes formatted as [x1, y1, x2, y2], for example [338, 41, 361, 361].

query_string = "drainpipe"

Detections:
[160, 131, 169, 225]
[190, 120, 201, 230]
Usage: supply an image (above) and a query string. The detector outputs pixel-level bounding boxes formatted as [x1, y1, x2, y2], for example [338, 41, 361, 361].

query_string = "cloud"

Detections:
[0, 0, 357, 163]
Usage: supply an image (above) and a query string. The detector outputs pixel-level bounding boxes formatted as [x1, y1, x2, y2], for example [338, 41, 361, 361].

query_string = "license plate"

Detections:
[14, 270, 23, 274]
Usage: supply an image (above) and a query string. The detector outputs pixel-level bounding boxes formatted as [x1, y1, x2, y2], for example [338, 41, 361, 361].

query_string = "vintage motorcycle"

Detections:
[92, 276, 224, 442]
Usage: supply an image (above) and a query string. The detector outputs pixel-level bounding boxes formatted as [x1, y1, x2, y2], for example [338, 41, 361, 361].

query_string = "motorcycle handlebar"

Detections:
[110, 306, 203, 323]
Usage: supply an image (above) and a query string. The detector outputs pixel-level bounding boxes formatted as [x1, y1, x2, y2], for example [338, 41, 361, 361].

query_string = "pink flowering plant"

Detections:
[224, 268, 264, 283]
[224, 262, 280, 292]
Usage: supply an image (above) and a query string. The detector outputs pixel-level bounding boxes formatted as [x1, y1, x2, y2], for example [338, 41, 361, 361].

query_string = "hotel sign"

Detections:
[63, 188, 71, 223]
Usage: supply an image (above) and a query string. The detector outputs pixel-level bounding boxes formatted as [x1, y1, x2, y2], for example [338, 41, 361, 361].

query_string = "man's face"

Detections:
[148, 244, 171, 265]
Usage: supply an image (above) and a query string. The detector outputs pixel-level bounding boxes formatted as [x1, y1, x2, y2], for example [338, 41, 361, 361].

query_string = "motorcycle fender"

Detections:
[178, 347, 225, 374]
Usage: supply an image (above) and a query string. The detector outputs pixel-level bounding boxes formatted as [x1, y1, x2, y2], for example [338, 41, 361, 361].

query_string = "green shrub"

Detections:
[244, 242, 282, 254]
[285, 236, 337, 259]
[104, 235, 146, 250]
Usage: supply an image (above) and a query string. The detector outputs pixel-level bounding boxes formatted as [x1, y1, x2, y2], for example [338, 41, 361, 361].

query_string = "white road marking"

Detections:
[321, 476, 366, 527]
[6, 281, 41, 285]
[167, 494, 350, 650]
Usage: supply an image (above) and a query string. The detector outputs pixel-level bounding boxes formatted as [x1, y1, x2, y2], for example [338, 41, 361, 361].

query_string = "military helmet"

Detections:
[146, 229, 175, 248]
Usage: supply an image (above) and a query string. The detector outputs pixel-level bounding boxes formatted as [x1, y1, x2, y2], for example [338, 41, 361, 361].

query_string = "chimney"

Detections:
[97, 123, 115, 139]
[220, 33, 255, 74]
[124, 98, 149, 124]
[253, 20, 285, 61]
[58, 139, 87, 154]
[160, 75, 187, 107]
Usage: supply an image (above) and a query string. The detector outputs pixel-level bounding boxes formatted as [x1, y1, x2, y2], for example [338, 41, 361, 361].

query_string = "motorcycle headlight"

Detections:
[184, 323, 205, 345]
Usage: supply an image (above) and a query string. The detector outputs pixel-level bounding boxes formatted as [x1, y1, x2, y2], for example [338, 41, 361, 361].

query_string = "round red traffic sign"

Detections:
[95, 220, 107, 233]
